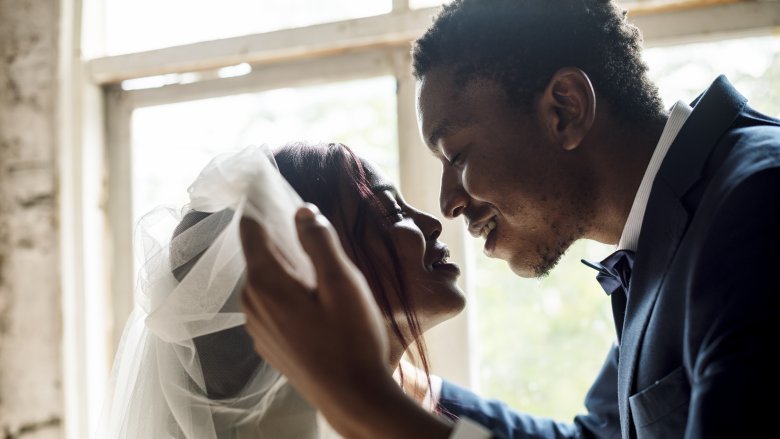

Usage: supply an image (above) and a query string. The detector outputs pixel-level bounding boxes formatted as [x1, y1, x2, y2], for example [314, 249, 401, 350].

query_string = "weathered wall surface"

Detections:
[0, 0, 63, 437]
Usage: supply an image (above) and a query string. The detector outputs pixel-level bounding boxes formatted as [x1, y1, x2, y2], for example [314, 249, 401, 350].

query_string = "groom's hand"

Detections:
[240, 205, 452, 438]
[239, 204, 389, 410]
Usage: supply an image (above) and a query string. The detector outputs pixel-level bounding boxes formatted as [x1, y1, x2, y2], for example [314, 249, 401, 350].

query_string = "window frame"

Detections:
[59, 1, 780, 437]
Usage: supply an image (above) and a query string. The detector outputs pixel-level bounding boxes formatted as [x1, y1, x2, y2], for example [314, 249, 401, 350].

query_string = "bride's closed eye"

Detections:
[384, 199, 411, 223]
[377, 190, 411, 223]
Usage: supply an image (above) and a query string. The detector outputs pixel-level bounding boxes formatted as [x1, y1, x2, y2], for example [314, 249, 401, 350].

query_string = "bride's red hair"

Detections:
[274, 142, 434, 405]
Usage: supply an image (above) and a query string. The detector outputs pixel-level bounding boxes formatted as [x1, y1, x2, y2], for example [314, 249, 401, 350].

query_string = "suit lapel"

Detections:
[616, 76, 747, 438]
[617, 183, 687, 439]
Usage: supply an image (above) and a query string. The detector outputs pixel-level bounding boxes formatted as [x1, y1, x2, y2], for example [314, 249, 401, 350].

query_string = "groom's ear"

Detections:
[539, 67, 596, 151]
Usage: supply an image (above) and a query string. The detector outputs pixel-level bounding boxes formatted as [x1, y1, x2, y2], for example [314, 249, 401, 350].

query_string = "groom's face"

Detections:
[416, 68, 593, 278]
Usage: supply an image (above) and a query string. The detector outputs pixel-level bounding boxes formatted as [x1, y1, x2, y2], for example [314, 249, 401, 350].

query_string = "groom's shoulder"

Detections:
[705, 105, 780, 198]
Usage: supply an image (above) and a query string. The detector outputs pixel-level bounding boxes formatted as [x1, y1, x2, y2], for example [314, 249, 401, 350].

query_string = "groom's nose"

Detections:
[440, 166, 468, 219]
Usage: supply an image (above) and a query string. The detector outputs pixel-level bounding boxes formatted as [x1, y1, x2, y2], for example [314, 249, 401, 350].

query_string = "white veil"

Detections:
[96, 145, 338, 438]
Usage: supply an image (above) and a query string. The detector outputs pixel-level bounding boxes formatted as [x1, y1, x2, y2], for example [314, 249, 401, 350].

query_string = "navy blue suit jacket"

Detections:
[439, 76, 780, 439]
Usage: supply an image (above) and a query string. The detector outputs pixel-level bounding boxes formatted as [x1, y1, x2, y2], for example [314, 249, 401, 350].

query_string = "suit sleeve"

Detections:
[438, 344, 621, 439]
[684, 167, 780, 438]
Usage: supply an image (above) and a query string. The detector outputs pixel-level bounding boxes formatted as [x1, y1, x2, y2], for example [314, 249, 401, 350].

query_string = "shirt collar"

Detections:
[618, 101, 693, 251]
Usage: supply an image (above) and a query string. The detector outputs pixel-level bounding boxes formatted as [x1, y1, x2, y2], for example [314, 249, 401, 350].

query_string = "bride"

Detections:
[97, 142, 465, 438]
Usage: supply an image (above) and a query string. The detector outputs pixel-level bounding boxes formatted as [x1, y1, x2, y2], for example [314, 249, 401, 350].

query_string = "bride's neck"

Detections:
[391, 351, 433, 410]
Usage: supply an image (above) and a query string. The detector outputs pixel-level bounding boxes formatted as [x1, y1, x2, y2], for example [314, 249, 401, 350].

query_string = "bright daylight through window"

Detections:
[131, 77, 398, 224]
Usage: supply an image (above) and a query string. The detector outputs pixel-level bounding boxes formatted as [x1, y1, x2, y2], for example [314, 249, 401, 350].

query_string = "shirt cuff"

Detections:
[449, 417, 492, 439]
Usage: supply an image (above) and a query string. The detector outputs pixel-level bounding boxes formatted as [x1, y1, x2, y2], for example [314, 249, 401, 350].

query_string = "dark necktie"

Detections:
[582, 249, 636, 342]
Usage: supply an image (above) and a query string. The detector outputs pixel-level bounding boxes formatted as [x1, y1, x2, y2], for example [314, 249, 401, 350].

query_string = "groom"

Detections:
[239, 1, 780, 438]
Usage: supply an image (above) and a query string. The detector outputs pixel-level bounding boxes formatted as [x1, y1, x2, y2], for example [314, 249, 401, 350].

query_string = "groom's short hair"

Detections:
[412, 0, 665, 124]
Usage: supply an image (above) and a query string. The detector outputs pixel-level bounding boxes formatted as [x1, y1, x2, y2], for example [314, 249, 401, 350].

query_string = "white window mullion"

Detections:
[124, 49, 396, 108]
[392, 0, 410, 13]
[636, 0, 780, 48]
[105, 86, 136, 347]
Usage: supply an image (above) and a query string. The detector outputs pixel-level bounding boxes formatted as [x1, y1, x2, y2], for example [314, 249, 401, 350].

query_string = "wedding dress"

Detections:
[96, 146, 340, 439]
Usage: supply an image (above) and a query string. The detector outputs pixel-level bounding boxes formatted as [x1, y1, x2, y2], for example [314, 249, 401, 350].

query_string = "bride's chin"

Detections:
[426, 309, 463, 332]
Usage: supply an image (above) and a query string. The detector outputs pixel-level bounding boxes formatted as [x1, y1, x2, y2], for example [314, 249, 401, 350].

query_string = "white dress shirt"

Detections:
[447, 100, 694, 439]
[618, 101, 693, 251]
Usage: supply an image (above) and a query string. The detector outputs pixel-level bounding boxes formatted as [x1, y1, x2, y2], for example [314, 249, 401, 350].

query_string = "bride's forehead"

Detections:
[360, 158, 393, 188]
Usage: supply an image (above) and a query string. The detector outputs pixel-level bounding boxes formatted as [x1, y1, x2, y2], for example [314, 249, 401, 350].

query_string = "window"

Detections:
[131, 77, 398, 224]
[475, 240, 614, 418]
[63, 1, 780, 437]
[646, 35, 780, 115]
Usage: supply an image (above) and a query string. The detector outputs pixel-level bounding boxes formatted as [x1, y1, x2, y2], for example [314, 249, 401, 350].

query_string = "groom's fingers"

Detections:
[295, 204, 363, 305]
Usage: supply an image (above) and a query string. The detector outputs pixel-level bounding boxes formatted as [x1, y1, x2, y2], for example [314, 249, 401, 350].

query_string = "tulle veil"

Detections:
[95, 145, 340, 438]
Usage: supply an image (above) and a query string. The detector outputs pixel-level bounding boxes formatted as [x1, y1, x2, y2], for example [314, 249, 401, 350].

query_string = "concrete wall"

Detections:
[0, 0, 64, 437]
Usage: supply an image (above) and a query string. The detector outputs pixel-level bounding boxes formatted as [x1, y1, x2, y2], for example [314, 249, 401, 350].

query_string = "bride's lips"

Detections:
[428, 245, 461, 276]
[433, 261, 461, 276]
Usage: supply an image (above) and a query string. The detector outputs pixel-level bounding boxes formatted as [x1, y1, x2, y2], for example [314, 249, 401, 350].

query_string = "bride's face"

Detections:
[341, 161, 466, 333]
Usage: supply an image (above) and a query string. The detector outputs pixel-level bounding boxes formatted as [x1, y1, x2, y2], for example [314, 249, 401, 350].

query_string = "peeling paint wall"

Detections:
[0, 0, 64, 437]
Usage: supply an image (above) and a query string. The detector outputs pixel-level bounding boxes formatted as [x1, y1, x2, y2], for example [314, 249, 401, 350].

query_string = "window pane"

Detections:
[475, 240, 614, 419]
[104, 0, 391, 55]
[131, 76, 398, 225]
[645, 35, 780, 117]
[475, 35, 779, 419]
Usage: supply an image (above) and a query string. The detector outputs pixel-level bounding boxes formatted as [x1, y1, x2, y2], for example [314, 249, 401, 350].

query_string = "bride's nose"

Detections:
[418, 211, 442, 242]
